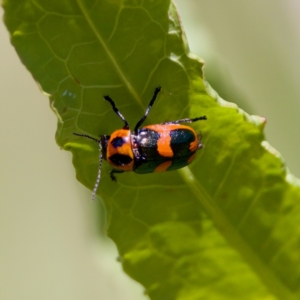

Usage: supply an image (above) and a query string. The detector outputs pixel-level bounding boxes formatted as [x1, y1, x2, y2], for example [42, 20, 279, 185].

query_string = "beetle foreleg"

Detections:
[110, 169, 124, 181]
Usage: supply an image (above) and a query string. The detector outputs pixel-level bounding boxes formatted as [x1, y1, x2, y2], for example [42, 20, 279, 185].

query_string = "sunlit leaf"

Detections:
[3, 0, 300, 299]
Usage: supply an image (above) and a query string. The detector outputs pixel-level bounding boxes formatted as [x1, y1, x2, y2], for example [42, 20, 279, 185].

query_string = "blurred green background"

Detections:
[1, 1, 299, 299]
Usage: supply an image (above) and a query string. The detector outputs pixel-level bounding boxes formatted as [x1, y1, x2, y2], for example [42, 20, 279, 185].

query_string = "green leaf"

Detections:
[3, 0, 300, 299]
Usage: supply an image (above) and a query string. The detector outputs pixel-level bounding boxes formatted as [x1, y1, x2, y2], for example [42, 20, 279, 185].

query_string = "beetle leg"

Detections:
[104, 95, 129, 129]
[110, 169, 124, 181]
[196, 132, 204, 149]
[161, 116, 207, 125]
[134, 86, 161, 133]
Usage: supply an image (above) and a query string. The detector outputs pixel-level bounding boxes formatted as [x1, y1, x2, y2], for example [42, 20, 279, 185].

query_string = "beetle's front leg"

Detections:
[110, 169, 124, 181]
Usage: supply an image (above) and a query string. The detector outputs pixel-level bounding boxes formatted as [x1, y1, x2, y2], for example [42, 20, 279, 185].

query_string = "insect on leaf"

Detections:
[3, 0, 300, 299]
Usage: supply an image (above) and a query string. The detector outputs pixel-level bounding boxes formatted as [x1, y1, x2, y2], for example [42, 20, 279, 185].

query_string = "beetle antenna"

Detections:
[103, 95, 129, 129]
[73, 132, 103, 200]
[91, 145, 103, 201]
[134, 86, 161, 133]
[73, 132, 100, 143]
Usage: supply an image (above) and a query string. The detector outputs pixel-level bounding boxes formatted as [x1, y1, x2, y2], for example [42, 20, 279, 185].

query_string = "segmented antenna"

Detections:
[92, 147, 103, 201]
[73, 132, 100, 143]
[73, 132, 102, 201]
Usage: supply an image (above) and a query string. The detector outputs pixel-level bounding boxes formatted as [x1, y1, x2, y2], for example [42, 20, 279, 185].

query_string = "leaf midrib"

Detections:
[76, 0, 142, 107]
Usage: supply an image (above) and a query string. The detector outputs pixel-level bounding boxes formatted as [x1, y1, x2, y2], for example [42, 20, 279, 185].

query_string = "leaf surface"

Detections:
[3, 0, 300, 299]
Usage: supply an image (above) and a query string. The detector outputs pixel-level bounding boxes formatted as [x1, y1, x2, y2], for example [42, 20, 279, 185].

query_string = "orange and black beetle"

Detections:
[74, 87, 206, 200]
